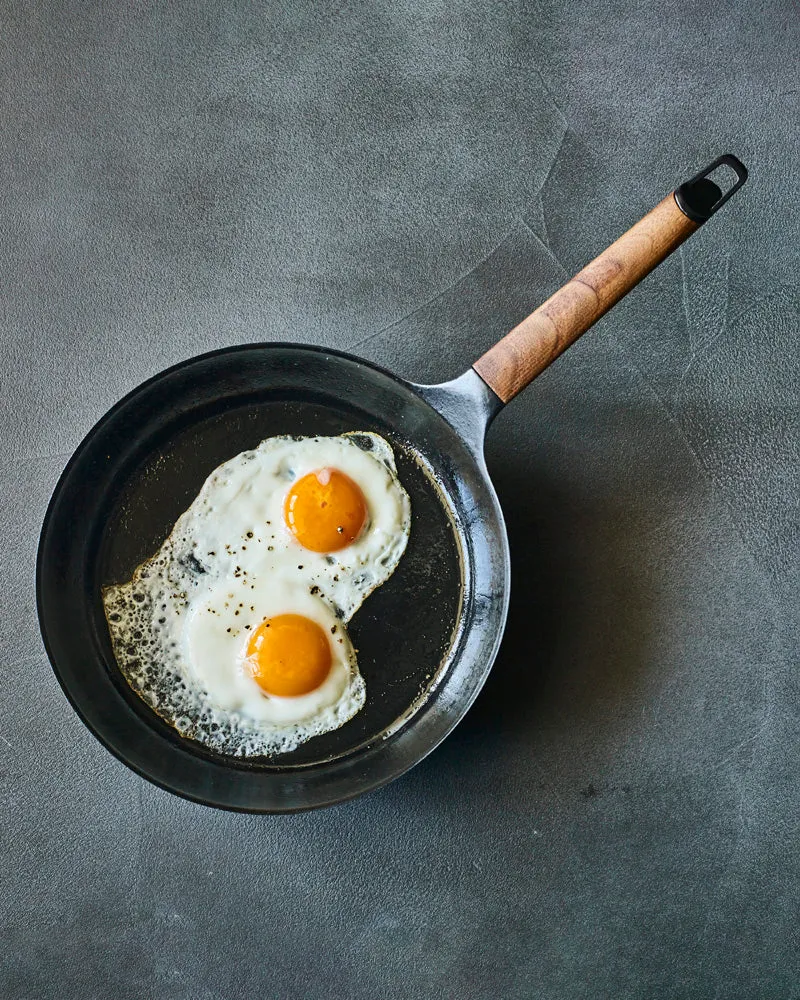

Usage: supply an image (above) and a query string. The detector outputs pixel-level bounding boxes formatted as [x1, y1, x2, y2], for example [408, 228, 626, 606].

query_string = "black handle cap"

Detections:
[674, 154, 748, 224]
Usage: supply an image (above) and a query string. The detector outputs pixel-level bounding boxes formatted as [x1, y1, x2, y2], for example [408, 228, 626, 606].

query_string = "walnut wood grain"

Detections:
[473, 194, 699, 403]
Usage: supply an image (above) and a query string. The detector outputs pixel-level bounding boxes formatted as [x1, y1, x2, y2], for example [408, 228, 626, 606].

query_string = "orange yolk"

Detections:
[283, 468, 367, 553]
[245, 614, 332, 697]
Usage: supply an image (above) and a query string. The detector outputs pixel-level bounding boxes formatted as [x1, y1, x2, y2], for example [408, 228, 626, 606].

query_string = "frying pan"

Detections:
[37, 155, 747, 812]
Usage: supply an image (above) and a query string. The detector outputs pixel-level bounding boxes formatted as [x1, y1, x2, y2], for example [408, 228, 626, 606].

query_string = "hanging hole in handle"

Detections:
[705, 160, 742, 191]
[674, 153, 748, 224]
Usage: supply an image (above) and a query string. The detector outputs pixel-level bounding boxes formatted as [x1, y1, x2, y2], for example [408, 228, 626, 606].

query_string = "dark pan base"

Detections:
[38, 345, 509, 811]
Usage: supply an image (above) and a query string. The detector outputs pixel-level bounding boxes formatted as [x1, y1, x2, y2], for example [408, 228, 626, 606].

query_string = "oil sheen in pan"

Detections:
[374, 440, 467, 746]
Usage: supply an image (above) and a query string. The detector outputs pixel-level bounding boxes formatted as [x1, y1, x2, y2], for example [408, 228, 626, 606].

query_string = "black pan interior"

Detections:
[95, 392, 463, 766]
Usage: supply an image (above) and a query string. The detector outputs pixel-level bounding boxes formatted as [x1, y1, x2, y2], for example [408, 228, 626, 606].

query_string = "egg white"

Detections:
[102, 432, 410, 757]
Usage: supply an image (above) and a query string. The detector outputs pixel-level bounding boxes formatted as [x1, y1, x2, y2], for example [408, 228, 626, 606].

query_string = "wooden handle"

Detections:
[473, 194, 698, 403]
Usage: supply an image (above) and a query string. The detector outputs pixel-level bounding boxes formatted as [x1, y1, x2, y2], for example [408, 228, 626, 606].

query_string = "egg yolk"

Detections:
[283, 468, 367, 553]
[245, 614, 332, 697]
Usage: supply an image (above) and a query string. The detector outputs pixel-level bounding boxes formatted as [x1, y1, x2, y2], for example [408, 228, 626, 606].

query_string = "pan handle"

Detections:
[472, 154, 748, 404]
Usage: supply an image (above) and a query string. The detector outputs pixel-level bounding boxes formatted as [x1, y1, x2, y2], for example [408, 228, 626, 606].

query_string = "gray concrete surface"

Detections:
[1, 1, 798, 997]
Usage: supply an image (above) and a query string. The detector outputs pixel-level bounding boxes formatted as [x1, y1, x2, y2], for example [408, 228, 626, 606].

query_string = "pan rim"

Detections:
[36, 342, 510, 812]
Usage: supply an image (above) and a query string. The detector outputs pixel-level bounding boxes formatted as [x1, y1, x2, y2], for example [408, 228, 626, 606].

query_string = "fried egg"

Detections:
[103, 432, 411, 756]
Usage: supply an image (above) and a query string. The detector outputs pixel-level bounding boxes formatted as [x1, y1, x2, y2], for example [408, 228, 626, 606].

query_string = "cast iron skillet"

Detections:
[37, 156, 747, 812]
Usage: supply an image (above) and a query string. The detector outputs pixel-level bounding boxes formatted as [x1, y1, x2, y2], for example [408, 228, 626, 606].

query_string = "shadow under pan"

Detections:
[95, 396, 464, 768]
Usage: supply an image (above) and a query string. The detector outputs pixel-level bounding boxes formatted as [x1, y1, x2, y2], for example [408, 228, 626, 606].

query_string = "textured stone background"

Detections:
[2, 2, 798, 997]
